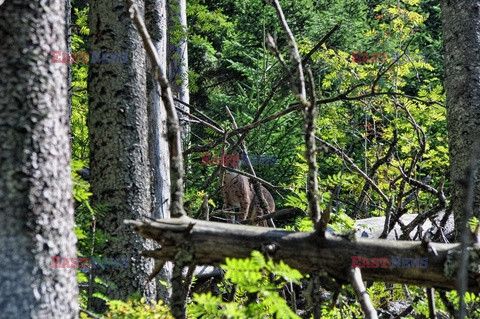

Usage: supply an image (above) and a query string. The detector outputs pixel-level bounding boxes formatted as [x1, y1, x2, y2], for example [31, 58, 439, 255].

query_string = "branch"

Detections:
[173, 98, 220, 129]
[316, 137, 389, 203]
[125, 217, 480, 292]
[348, 268, 378, 319]
[271, 0, 306, 102]
[252, 23, 339, 123]
[175, 105, 224, 135]
[269, 0, 320, 231]
[302, 24, 340, 64]
[397, 166, 446, 207]
[222, 166, 283, 191]
[238, 207, 306, 224]
[304, 68, 321, 230]
[354, 130, 397, 216]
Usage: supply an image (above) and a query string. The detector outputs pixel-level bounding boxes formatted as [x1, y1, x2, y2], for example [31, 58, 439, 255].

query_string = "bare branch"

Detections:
[271, 0, 307, 102]
[238, 207, 306, 224]
[304, 68, 321, 229]
[173, 98, 220, 129]
[316, 136, 389, 203]
[397, 166, 446, 207]
[303, 24, 340, 64]
[268, 1, 320, 231]
[125, 217, 480, 292]
[348, 268, 378, 319]
[175, 105, 224, 135]
[354, 131, 397, 216]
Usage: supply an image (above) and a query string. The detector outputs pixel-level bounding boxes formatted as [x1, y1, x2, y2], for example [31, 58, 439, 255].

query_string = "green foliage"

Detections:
[101, 298, 173, 319]
[71, 7, 89, 160]
[70, 0, 455, 317]
[183, 189, 215, 217]
[188, 251, 302, 318]
[72, 159, 92, 203]
[186, 0, 448, 226]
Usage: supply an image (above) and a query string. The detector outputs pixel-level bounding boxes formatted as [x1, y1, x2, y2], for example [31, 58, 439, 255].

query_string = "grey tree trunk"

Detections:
[66, 0, 72, 120]
[146, 0, 173, 301]
[88, 0, 156, 308]
[0, 1, 79, 317]
[167, 0, 190, 147]
[441, 0, 480, 238]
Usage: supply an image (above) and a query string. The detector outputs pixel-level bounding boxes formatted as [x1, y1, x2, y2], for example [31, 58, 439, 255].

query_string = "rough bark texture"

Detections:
[126, 217, 480, 292]
[146, 0, 173, 300]
[441, 0, 480, 237]
[88, 0, 156, 306]
[0, 0, 79, 317]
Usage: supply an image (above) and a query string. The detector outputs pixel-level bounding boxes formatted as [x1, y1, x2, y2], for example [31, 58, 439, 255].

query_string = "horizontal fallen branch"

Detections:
[124, 217, 480, 292]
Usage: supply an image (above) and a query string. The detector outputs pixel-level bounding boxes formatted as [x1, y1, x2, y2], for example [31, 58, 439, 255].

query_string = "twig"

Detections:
[252, 23, 340, 124]
[269, 0, 320, 231]
[238, 207, 306, 224]
[147, 260, 166, 282]
[354, 131, 397, 216]
[184, 89, 443, 157]
[427, 288, 437, 319]
[371, 38, 415, 91]
[397, 166, 446, 207]
[175, 105, 224, 135]
[316, 136, 389, 203]
[271, 0, 307, 102]
[79, 308, 102, 319]
[173, 98, 219, 128]
[265, 36, 299, 96]
[304, 68, 321, 229]
[303, 24, 340, 64]
[223, 166, 281, 190]
[398, 205, 444, 241]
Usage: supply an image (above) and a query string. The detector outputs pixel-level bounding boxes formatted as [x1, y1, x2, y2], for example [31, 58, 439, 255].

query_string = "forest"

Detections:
[1, 0, 480, 318]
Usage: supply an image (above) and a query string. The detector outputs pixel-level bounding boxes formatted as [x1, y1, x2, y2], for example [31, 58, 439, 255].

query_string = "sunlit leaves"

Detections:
[189, 251, 302, 318]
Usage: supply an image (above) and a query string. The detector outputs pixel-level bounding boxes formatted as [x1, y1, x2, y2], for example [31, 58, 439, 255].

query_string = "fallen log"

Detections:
[124, 216, 480, 292]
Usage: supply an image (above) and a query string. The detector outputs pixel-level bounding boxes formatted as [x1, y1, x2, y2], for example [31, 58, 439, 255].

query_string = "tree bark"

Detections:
[126, 217, 480, 293]
[0, 0, 79, 317]
[441, 0, 480, 238]
[146, 0, 173, 301]
[88, 0, 156, 307]
[167, 0, 190, 146]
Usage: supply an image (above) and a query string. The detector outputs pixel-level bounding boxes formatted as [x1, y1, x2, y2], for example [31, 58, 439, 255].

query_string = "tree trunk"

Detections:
[66, 0, 72, 121]
[167, 0, 190, 146]
[88, 0, 156, 308]
[441, 0, 480, 239]
[0, 1, 79, 317]
[146, 0, 173, 301]
[126, 217, 480, 292]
